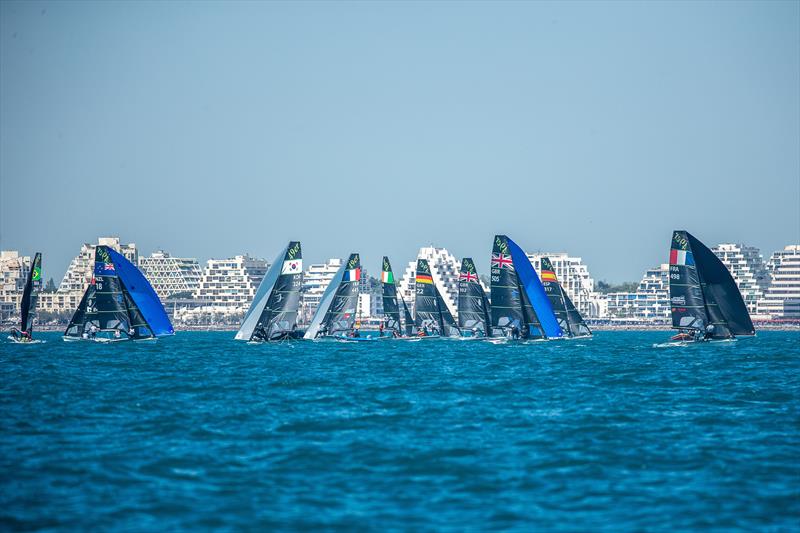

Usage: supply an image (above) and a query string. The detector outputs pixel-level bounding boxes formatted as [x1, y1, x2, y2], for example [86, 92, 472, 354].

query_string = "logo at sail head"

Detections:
[491, 253, 513, 269]
[281, 259, 303, 275]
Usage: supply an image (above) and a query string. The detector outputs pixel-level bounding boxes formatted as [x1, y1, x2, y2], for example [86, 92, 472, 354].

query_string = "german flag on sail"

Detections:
[416, 273, 433, 284]
[541, 269, 558, 282]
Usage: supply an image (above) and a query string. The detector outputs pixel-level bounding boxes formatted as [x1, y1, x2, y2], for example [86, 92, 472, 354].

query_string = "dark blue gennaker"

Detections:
[108, 248, 174, 337]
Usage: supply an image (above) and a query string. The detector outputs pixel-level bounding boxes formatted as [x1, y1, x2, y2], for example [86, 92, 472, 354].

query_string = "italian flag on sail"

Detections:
[381, 271, 394, 284]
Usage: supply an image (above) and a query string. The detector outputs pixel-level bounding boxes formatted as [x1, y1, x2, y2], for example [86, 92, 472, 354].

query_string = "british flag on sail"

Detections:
[491, 253, 513, 270]
[460, 271, 478, 282]
[344, 267, 361, 282]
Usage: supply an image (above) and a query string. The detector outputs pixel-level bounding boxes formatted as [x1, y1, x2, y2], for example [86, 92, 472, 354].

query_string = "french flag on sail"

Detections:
[344, 267, 361, 282]
[670, 249, 695, 266]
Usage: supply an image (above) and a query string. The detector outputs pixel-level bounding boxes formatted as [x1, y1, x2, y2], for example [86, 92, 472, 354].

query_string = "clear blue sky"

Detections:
[1, 0, 798, 283]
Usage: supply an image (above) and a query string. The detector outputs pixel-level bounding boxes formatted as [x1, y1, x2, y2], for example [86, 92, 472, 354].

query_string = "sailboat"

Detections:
[668, 230, 755, 342]
[457, 257, 492, 338]
[489, 235, 562, 340]
[539, 257, 592, 338]
[304, 253, 362, 339]
[414, 258, 459, 337]
[63, 245, 174, 342]
[9, 252, 42, 343]
[236, 241, 303, 342]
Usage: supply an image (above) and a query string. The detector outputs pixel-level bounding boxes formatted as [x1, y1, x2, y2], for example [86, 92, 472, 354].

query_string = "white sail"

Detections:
[235, 244, 288, 340]
[303, 261, 347, 339]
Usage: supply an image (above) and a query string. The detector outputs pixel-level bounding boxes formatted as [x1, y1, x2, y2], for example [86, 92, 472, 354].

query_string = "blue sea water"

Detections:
[1, 331, 798, 531]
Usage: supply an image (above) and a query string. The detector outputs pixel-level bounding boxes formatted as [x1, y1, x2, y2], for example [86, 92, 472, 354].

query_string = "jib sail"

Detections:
[236, 241, 303, 341]
[304, 253, 361, 338]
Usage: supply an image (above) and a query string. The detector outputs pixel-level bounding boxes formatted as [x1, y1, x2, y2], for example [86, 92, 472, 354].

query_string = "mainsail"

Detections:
[304, 253, 361, 338]
[489, 235, 562, 339]
[19, 252, 42, 337]
[457, 257, 492, 336]
[380, 256, 402, 334]
[64, 245, 173, 340]
[236, 241, 303, 341]
[413, 258, 457, 336]
[540, 257, 591, 338]
[669, 230, 754, 338]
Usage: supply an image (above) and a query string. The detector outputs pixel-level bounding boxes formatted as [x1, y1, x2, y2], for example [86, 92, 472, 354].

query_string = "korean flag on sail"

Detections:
[281, 258, 303, 275]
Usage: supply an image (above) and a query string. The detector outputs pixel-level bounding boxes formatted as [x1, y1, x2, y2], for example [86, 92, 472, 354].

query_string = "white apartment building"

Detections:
[711, 243, 769, 315]
[300, 258, 342, 324]
[59, 237, 138, 293]
[527, 252, 603, 317]
[760, 245, 800, 319]
[397, 247, 464, 317]
[139, 251, 202, 300]
[605, 264, 670, 322]
[0, 251, 32, 312]
[193, 255, 269, 313]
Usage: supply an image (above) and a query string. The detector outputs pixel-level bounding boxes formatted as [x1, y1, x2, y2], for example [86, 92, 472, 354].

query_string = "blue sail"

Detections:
[108, 248, 174, 337]
[506, 237, 563, 338]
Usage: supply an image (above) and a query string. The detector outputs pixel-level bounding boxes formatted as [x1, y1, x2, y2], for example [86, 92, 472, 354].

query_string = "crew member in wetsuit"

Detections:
[510, 324, 520, 340]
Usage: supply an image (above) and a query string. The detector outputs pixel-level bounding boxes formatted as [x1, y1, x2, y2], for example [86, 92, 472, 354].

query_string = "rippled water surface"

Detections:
[1, 331, 798, 530]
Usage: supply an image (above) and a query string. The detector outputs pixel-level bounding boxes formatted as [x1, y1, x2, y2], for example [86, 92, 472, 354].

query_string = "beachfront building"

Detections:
[604, 264, 670, 322]
[759, 245, 800, 319]
[59, 237, 138, 293]
[397, 246, 464, 318]
[138, 251, 202, 301]
[0, 251, 32, 312]
[711, 243, 769, 315]
[300, 259, 342, 324]
[527, 252, 603, 317]
[192, 255, 269, 314]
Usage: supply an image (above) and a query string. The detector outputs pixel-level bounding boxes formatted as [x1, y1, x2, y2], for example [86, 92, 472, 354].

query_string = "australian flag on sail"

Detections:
[344, 267, 361, 282]
[670, 249, 695, 266]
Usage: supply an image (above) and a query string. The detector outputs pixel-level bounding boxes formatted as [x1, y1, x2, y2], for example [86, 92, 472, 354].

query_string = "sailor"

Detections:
[89, 324, 98, 339]
[510, 324, 520, 340]
[379, 322, 384, 336]
[114, 330, 121, 339]
[471, 327, 479, 338]
[128, 327, 135, 337]
[704, 324, 715, 340]
[352, 328, 360, 338]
